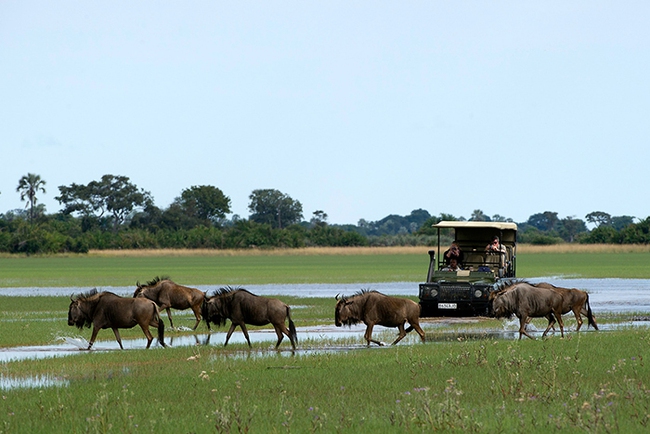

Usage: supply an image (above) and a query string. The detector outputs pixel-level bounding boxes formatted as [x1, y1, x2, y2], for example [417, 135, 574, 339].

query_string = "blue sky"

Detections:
[1, 1, 648, 225]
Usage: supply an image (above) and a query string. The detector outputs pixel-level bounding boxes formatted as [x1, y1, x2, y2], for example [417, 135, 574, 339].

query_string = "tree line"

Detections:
[0, 173, 648, 254]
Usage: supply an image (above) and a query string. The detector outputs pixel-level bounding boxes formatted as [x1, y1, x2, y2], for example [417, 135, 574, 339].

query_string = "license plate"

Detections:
[438, 303, 457, 309]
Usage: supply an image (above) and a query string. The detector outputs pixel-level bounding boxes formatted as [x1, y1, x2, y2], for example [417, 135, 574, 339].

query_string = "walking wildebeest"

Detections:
[534, 282, 598, 331]
[202, 287, 297, 350]
[68, 289, 167, 350]
[334, 290, 426, 346]
[490, 281, 565, 340]
[134, 276, 204, 330]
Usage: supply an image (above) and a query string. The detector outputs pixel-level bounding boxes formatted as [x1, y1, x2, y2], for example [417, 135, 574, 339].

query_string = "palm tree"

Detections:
[16, 173, 46, 223]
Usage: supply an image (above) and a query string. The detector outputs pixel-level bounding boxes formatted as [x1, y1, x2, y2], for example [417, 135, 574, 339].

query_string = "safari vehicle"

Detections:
[418, 221, 517, 317]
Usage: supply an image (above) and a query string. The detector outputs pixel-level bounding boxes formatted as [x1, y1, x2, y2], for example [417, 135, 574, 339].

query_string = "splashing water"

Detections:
[56, 336, 89, 349]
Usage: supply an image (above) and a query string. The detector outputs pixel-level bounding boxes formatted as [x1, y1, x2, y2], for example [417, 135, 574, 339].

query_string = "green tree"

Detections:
[585, 211, 612, 228]
[16, 173, 47, 224]
[612, 215, 635, 231]
[310, 210, 328, 227]
[527, 211, 559, 232]
[557, 216, 587, 242]
[248, 189, 303, 229]
[56, 174, 151, 232]
[178, 185, 231, 225]
[469, 209, 490, 222]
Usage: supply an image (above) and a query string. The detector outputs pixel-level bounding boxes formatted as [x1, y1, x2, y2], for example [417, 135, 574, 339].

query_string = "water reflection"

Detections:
[0, 374, 69, 390]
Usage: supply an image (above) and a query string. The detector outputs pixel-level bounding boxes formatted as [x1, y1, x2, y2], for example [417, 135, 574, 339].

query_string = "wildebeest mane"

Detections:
[134, 276, 170, 297]
[490, 279, 531, 301]
[136, 275, 170, 289]
[338, 288, 382, 302]
[208, 286, 257, 298]
[203, 287, 254, 328]
[73, 287, 100, 302]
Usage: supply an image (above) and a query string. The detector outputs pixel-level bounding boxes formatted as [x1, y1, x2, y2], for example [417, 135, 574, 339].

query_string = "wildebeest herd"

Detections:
[67, 277, 598, 350]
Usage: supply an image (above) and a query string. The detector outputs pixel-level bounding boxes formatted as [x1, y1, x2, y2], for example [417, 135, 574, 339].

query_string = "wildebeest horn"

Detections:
[335, 293, 340, 300]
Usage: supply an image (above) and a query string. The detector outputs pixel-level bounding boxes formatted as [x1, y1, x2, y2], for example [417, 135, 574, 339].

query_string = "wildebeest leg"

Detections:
[555, 310, 565, 337]
[111, 328, 125, 349]
[406, 323, 426, 342]
[391, 324, 407, 345]
[573, 307, 583, 331]
[164, 307, 174, 329]
[364, 323, 383, 346]
[190, 305, 202, 330]
[140, 324, 155, 349]
[542, 314, 556, 337]
[88, 326, 102, 350]
[272, 325, 285, 349]
[518, 315, 535, 340]
[544, 314, 557, 332]
[239, 324, 252, 347]
[224, 323, 238, 346]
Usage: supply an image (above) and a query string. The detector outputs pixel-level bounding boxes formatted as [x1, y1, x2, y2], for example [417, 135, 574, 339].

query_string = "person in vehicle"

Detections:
[485, 235, 507, 269]
[485, 236, 506, 254]
[443, 242, 464, 265]
[442, 257, 462, 271]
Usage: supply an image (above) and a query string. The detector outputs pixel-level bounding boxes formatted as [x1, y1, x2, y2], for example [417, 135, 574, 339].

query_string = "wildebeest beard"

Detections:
[339, 316, 361, 327]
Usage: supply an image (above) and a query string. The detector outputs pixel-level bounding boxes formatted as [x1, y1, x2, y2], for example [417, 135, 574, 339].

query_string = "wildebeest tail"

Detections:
[287, 306, 297, 344]
[153, 306, 167, 347]
[585, 294, 598, 330]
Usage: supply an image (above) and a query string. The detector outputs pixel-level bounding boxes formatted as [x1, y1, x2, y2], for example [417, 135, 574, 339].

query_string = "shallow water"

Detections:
[0, 374, 69, 391]
[1, 277, 650, 382]
[2, 277, 650, 312]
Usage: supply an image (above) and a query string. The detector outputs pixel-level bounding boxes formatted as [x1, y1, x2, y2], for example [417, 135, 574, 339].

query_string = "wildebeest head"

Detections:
[491, 293, 514, 319]
[68, 289, 99, 329]
[334, 293, 360, 327]
[201, 291, 229, 328]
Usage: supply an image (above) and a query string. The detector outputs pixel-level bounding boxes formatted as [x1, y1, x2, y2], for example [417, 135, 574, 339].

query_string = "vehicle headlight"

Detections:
[430, 289, 438, 297]
[474, 289, 483, 298]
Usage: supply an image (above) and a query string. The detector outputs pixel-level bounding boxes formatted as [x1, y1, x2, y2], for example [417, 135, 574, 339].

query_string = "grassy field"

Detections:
[2, 244, 650, 287]
[1, 246, 649, 433]
[1, 330, 649, 433]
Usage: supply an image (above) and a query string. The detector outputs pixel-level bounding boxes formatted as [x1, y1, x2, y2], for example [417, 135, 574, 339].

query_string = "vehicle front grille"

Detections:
[439, 285, 472, 301]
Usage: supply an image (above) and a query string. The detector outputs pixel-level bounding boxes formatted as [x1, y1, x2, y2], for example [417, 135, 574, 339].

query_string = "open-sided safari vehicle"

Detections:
[419, 221, 517, 317]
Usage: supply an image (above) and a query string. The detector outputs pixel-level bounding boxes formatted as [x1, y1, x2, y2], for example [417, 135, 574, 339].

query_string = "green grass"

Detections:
[1, 250, 650, 432]
[0, 254, 429, 287]
[2, 250, 650, 288]
[2, 330, 649, 433]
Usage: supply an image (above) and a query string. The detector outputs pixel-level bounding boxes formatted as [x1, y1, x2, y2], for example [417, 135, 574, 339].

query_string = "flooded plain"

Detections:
[2, 277, 650, 312]
[1, 277, 650, 374]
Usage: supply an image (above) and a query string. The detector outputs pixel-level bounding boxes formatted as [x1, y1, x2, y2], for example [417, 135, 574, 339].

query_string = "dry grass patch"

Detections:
[88, 246, 431, 257]
[88, 243, 650, 258]
[517, 243, 650, 254]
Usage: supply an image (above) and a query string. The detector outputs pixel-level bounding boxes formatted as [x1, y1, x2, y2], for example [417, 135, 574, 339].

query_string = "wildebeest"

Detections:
[533, 282, 598, 331]
[68, 289, 167, 350]
[134, 276, 204, 330]
[490, 281, 565, 340]
[334, 290, 425, 346]
[202, 287, 297, 350]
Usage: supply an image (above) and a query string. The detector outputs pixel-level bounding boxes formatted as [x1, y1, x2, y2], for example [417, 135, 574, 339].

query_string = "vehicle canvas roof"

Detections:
[432, 221, 517, 231]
